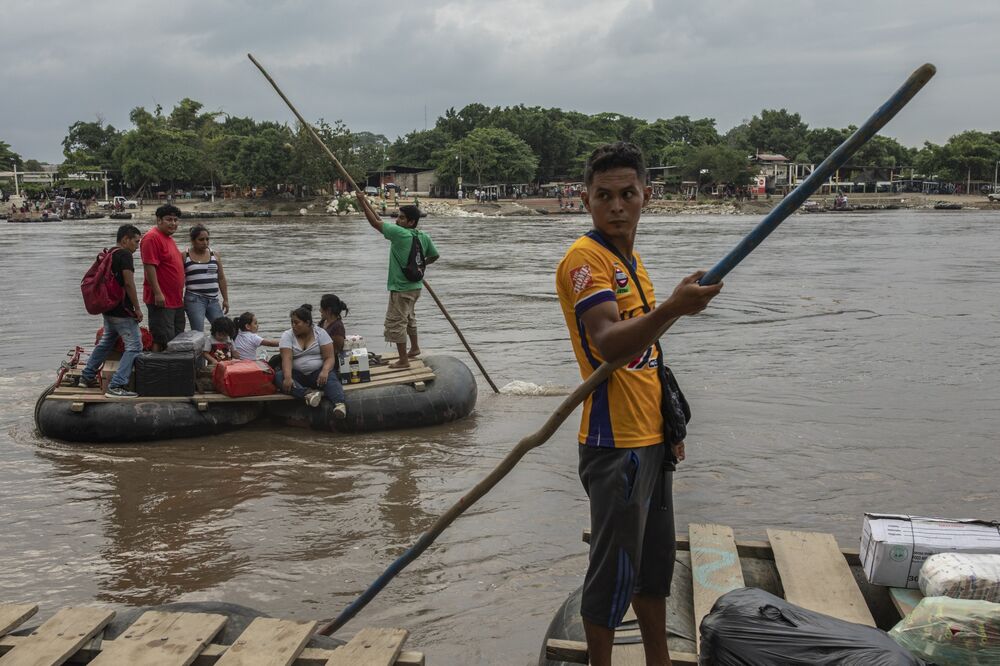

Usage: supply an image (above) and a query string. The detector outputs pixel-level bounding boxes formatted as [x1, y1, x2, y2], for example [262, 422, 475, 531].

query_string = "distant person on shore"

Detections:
[77, 224, 144, 398]
[275, 304, 346, 417]
[142, 204, 185, 351]
[357, 196, 439, 368]
[233, 312, 279, 360]
[183, 224, 230, 332]
[555, 142, 722, 666]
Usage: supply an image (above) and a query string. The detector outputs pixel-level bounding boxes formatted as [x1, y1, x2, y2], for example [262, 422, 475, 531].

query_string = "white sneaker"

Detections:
[305, 390, 323, 407]
[333, 402, 347, 419]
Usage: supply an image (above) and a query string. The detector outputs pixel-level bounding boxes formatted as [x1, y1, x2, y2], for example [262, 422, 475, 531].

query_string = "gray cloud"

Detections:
[3, 0, 998, 162]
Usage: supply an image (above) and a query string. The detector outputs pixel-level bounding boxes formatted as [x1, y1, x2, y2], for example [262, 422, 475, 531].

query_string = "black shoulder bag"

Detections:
[600, 242, 691, 467]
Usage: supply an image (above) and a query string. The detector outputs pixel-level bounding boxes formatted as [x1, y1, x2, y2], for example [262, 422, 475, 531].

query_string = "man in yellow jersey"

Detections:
[556, 142, 723, 666]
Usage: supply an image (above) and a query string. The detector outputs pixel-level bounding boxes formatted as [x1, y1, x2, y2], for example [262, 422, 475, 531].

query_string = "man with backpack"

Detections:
[358, 197, 439, 369]
[77, 224, 144, 397]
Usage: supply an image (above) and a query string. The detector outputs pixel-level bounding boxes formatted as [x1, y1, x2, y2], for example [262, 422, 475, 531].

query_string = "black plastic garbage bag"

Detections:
[698, 587, 923, 665]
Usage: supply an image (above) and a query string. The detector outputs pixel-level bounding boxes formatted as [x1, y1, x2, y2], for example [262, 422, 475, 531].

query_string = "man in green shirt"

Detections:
[359, 199, 439, 368]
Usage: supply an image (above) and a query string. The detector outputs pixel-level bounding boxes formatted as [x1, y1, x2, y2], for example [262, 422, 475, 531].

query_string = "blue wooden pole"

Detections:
[700, 63, 936, 286]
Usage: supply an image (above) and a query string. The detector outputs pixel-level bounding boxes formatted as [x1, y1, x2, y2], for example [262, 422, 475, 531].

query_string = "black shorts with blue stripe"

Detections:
[578, 441, 676, 629]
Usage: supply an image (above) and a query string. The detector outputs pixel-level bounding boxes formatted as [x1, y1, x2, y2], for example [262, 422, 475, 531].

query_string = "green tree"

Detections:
[0, 140, 23, 169]
[62, 120, 122, 170]
[677, 144, 755, 187]
[435, 127, 537, 187]
[388, 128, 449, 166]
[733, 109, 809, 158]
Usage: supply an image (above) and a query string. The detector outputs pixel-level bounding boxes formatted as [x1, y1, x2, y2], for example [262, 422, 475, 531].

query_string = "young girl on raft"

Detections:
[203, 317, 238, 366]
[233, 312, 280, 360]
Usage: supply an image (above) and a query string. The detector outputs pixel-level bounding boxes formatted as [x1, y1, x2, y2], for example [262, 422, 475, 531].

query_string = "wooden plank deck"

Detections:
[214, 618, 316, 666]
[50, 354, 436, 406]
[689, 523, 745, 653]
[549, 525, 895, 665]
[767, 528, 875, 627]
[0, 602, 424, 666]
[0, 606, 114, 666]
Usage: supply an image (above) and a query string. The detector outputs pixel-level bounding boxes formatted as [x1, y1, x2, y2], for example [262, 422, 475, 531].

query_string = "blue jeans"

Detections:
[184, 291, 224, 332]
[274, 367, 346, 404]
[82, 315, 142, 389]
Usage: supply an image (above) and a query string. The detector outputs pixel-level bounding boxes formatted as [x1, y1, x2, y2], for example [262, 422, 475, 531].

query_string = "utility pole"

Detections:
[13, 162, 19, 197]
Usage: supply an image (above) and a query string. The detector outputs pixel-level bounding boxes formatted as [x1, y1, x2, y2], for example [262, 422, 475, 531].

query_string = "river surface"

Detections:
[1, 210, 998, 664]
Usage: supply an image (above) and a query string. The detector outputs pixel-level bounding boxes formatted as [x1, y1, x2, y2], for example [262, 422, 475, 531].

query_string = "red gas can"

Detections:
[212, 360, 277, 398]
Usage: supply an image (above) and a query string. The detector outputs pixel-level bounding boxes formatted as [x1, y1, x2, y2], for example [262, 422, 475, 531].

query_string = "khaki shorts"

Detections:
[384, 289, 420, 343]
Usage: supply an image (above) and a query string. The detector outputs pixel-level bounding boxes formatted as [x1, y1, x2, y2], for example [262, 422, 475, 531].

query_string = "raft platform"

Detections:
[50, 350, 437, 412]
[0, 601, 423, 665]
[544, 524, 923, 665]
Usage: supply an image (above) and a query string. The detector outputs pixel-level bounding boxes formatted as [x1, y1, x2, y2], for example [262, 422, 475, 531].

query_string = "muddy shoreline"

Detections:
[107, 191, 1000, 221]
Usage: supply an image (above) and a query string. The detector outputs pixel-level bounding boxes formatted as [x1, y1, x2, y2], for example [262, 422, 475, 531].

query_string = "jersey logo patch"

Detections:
[570, 265, 594, 293]
[614, 266, 631, 295]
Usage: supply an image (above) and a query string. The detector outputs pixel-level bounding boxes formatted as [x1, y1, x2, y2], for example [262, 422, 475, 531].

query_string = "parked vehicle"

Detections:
[97, 196, 138, 210]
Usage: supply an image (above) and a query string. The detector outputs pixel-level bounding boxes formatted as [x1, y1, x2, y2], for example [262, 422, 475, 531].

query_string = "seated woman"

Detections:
[233, 311, 280, 360]
[318, 294, 349, 357]
[274, 304, 347, 418]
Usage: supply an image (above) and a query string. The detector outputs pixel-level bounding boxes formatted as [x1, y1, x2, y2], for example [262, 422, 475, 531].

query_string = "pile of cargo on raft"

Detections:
[34, 332, 477, 443]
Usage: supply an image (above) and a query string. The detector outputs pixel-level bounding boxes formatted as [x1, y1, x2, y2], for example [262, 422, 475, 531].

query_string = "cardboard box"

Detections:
[861, 513, 1000, 588]
[338, 347, 370, 384]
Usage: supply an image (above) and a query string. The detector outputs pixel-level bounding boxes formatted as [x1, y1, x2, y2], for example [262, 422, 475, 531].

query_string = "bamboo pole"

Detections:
[248, 53, 500, 392]
[253, 52, 933, 635]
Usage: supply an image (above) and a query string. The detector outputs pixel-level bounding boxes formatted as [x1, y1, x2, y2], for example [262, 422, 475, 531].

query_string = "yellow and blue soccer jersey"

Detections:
[555, 231, 664, 448]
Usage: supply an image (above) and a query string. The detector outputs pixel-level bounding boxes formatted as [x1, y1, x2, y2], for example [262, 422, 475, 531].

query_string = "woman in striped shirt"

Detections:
[183, 224, 230, 332]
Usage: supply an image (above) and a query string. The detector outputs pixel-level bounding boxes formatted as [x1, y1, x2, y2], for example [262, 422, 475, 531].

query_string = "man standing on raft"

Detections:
[358, 198, 439, 368]
[555, 142, 723, 666]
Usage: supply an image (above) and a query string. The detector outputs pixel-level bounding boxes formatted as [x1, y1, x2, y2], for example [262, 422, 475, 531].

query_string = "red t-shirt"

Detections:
[140, 226, 185, 308]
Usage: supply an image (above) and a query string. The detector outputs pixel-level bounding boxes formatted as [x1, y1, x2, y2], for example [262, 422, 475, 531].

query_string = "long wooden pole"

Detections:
[248, 53, 501, 392]
[314, 62, 935, 636]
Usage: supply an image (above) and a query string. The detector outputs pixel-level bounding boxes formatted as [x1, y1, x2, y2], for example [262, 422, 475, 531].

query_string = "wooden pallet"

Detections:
[49, 353, 436, 409]
[547, 524, 910, 665]
[0, 602, 424, 666]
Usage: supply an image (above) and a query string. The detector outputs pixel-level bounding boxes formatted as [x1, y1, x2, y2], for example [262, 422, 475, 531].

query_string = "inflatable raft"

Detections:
[35, 352, 477, 443]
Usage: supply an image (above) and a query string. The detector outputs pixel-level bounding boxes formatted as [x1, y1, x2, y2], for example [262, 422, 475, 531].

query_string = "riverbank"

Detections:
[107, 191, 1000, 221]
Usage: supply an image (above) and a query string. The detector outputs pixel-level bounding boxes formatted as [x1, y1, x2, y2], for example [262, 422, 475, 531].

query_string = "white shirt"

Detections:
[279, 325, 333, 374]
[234, 331, 263, 360]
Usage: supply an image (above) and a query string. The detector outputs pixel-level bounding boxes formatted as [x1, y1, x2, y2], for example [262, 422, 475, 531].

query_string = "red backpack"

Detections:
[81, 248, 124, 314]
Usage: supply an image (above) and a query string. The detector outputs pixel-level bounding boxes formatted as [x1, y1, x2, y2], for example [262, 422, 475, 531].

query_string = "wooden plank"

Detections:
[215, 618, 316, 666]
[0, 606, 113, 666]
[888, 587, 923, 618]
[0, 604, 37, 637]
[89, 611, 226, 666]
[544, 639, 697, 666]
[767, 529, 875, 627]
[0, 637, 423, 666]
[324, 628, 407, 666]
[689, 524, 745, 652]
[581, 530, 863, 566]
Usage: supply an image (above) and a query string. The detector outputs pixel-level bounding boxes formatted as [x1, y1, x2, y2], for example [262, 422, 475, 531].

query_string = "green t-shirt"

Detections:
[382, 222, 439, 292]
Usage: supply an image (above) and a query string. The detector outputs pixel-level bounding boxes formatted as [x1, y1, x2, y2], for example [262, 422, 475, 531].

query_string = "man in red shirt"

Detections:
[142, 204, 186, 350]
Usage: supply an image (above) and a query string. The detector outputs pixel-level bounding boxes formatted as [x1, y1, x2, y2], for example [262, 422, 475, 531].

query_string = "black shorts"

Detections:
[147, 304, 185, 347]
[578, 442, 676, 629]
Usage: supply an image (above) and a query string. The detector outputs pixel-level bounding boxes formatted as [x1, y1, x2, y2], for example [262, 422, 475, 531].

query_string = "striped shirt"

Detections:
[184, 250, 220, 298]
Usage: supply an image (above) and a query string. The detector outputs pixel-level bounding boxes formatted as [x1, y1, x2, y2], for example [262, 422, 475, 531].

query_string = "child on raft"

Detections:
[233, 311, 280, 361]
[203, 316, 238, 366]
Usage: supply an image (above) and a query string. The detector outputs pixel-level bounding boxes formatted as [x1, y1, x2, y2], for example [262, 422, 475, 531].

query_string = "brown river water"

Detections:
[1, 210, 998, 664]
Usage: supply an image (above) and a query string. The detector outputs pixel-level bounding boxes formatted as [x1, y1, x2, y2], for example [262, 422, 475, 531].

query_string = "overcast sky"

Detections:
[3, 0, 998, 163]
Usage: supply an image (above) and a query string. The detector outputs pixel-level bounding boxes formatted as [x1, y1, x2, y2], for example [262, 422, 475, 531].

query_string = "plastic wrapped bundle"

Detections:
[889, 596, 1000, 665]
[699, 587, 921, 665]
[919, 553, 1000, 602]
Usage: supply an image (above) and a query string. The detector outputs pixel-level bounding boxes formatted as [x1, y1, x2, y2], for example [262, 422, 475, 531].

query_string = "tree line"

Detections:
[3, 99, 999, 195]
